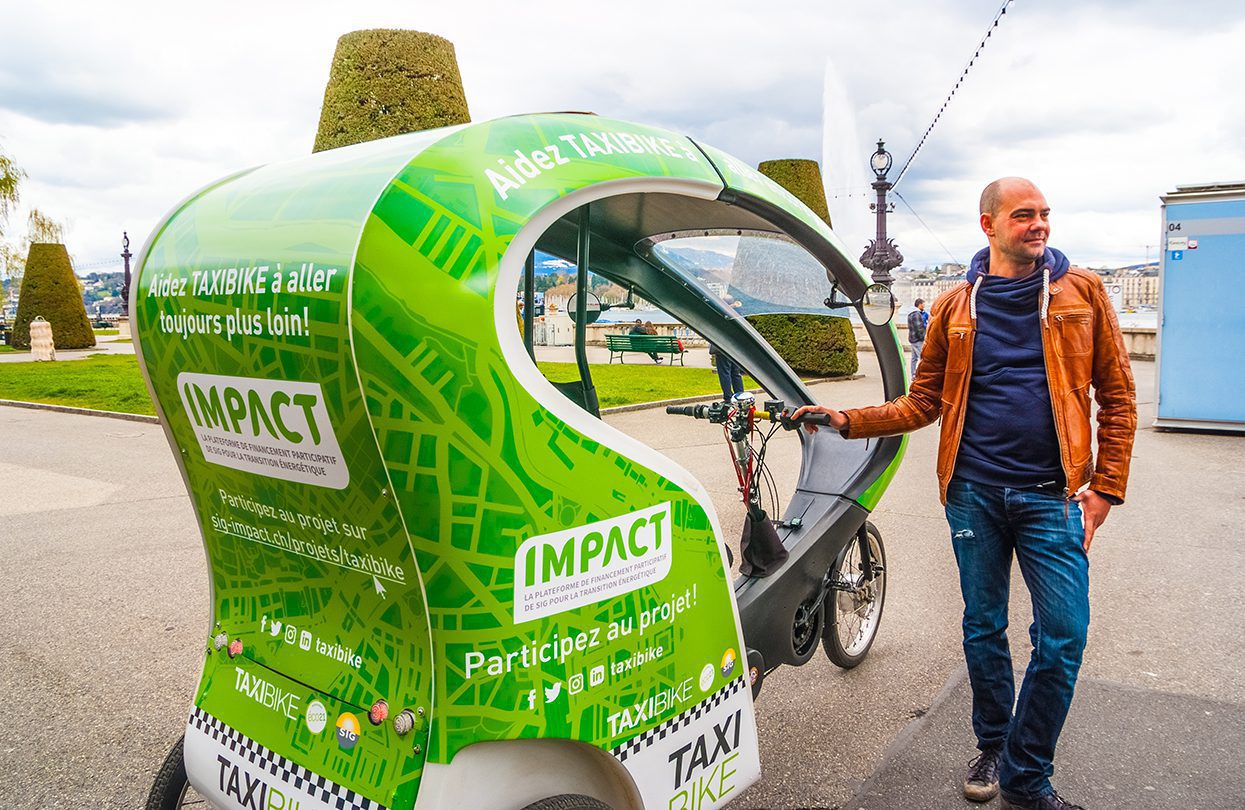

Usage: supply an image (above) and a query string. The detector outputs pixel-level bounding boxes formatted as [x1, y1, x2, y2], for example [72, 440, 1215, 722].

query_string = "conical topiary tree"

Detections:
[758, 158, 832, 228]
[12, 243, 94, 350]
[738, 159, 854, 375]
[312, 29, 471, 153]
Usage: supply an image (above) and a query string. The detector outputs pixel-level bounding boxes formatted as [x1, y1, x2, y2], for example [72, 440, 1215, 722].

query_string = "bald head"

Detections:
[979, 177, 1050, 276]
[980, 177, 1041, 217]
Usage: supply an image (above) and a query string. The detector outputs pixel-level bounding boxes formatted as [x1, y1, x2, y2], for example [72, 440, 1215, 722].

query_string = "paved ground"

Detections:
[0, 333, 136, 363]
[1, 358, 1242, 809]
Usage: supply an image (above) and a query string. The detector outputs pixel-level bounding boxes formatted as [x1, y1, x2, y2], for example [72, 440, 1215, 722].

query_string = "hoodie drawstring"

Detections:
[1040, 265, 1051, 324]
[970, 264, 1052, 324]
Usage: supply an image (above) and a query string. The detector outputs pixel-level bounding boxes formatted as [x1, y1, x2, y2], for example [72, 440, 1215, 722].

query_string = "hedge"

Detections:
[12, 242, 95, 350]
[746, 313, 857, 377]
[758, 158, 832, 228]
[313, 29, 471, 152]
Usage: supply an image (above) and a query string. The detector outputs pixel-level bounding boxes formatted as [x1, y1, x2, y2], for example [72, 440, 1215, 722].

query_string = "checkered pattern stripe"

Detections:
[188, 707, 388, 810]
[610, 677, 745, 763]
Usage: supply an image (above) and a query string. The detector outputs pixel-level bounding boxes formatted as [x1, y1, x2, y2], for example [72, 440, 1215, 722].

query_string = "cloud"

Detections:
[0, 70, 169, 127]
[2, 0, 1244, 271]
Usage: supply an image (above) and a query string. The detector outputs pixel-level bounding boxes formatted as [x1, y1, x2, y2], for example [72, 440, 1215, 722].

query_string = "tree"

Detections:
[312, 29, 471, 153]
[27, 208, 64, 243]
[0, 147, 23, 240]
[0, 147, 25, 284]
[2, 208, 67, 283]
[743, 160, 854, 375]
[757, 159, 833, 228]
[12, 243, 94, 349]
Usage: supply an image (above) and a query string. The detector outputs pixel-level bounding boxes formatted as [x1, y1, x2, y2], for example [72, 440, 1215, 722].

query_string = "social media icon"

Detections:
[568, 673, 584, 695]
[299, 630, 312, 651]
[527, 689, 537, 709]
[284, 624, 298, 645]
[589, 665, 605, 687]
[269, 620, 282, 637]
[544, 683, 562, 703]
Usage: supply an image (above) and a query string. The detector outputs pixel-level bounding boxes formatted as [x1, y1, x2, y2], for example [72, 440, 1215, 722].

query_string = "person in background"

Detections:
[793, 177, 1137, 810]
[630, 318, 661, 363]
[635, 319, 661, 362]
[708, 343, 744, 402]
[908, 297, 928, 378]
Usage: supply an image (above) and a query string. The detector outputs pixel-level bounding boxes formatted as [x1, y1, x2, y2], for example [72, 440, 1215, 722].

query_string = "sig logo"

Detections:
[305, 700, 327, 734]
[336, 712, 361, 751]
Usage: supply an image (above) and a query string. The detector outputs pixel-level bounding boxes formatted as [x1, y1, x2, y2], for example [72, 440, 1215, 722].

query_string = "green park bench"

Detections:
[605, 333, 687, 365]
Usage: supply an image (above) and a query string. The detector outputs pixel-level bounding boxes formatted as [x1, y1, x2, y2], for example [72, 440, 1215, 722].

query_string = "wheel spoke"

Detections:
[829, 529, 887, 659]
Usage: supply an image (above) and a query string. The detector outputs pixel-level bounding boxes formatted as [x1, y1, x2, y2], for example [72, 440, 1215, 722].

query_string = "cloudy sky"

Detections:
[1, 0, 1242, 273]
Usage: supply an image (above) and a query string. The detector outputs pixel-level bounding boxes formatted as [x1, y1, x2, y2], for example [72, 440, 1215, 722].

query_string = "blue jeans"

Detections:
[716, 355, 744, 401]
[909, 340, 924, 379]
[945, 478, 1089, 800]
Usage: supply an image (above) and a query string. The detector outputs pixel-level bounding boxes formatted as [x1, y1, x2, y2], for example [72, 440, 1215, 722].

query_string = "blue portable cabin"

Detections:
[1155, 182, 1245, 431]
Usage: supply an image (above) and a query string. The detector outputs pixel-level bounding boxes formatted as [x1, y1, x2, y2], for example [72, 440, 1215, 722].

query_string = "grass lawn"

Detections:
[0, 354, 156, 415]
[538, 361, 757, 409]
[0, 346, 17, 354]
[94, 328, 120, 336]
[0, 356, 751, 416]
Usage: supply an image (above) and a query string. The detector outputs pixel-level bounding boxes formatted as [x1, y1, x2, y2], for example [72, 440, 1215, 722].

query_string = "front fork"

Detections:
[813, 524, 879, 614]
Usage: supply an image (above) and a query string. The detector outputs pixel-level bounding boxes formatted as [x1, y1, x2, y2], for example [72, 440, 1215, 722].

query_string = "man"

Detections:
[794, 178, 1136, 809]
[907, 297, 928, 377]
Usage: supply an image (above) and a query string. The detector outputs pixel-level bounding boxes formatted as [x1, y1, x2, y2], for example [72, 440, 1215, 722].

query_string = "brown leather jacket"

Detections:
[843, 267, 1137, 504]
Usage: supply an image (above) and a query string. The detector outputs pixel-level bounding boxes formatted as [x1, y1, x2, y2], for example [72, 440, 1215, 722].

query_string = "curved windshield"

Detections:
[639, 230, 838, 318]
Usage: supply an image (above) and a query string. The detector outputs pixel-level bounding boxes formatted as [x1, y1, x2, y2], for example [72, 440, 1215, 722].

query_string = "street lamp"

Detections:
[859, 139, 904, 287]
[121, 232, 132, 318]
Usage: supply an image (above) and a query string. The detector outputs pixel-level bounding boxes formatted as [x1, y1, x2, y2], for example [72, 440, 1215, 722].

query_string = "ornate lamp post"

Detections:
[121, 232, 132, 317]
[859, 139, 903, 287]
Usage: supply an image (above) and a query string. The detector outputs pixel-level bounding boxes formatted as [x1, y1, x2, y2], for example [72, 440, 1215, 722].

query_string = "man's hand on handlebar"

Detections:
[789, 404, 848, 433]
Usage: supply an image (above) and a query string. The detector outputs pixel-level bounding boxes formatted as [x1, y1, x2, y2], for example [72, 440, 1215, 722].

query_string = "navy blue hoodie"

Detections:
[954, 246, 1070, 490]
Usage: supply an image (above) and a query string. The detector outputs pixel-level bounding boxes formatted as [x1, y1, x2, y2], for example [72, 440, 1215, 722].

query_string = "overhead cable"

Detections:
[893, 0, 1017, 189]
[893, 191, 965, 269]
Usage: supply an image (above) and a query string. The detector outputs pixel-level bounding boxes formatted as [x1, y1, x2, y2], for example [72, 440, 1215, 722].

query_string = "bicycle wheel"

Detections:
[520, 795, 613, 810]
[146, 736, 210, 810]
[823, 521, 886, 669]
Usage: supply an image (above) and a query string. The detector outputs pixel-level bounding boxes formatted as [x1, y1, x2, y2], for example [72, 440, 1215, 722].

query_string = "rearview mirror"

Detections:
[860, 283, 896, 327]
[824, 282, 896, 326]
[567, 291, 603, 325]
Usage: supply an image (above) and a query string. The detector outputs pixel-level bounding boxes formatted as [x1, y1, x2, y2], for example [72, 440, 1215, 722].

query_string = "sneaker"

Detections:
[963, 748, 1001, 802]
[1000, 790, 1085, 809]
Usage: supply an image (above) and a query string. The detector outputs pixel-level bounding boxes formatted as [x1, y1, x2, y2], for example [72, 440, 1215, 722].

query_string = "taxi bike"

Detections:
[134, 112, 907, 810]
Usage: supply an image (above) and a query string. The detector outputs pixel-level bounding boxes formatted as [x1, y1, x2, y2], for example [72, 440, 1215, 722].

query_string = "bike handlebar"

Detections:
[665, 403, 834, 430]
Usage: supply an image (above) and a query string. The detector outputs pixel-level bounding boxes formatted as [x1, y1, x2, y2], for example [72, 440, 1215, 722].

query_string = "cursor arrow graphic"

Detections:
[374, 576, 387, 599]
